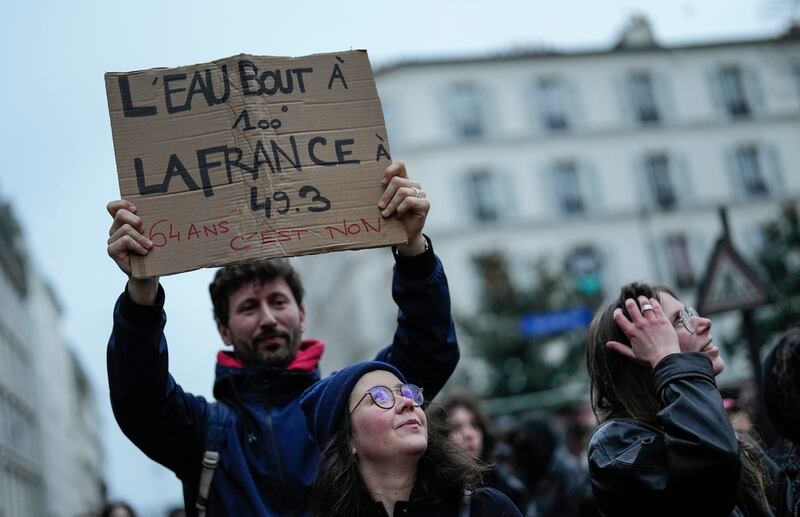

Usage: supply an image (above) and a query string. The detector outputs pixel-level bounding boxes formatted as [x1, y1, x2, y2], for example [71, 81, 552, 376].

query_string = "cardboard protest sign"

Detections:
[105, 51, 405, 278]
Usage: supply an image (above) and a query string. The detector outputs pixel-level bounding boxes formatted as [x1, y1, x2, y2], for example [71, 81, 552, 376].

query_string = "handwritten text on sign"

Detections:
[105, 51, 405, 278]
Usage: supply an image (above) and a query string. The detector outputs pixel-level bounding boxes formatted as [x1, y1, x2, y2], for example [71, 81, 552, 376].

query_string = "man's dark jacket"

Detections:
[107, 246, 458, 516]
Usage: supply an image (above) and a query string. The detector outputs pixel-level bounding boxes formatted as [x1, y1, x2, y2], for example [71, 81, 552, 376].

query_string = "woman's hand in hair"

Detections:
[606, 296, 680, 369]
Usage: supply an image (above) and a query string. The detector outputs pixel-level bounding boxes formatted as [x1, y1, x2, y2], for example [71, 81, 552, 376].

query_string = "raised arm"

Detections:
[106, 199, 158, 304]
[106, 199, 207, 475]
[372, 162, 459, 400]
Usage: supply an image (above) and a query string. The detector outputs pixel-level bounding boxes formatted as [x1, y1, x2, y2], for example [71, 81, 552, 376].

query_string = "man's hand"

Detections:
[606, 296, 681, 369]
[107, 199, 159, 305]
[378, 161, 429, 256]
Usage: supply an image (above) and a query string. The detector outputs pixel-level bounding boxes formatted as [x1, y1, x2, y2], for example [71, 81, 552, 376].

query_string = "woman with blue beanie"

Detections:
[300, 360, 522, 516]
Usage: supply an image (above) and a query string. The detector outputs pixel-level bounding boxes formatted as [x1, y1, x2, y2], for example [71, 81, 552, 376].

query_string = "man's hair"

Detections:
[209, 259, 304, 325]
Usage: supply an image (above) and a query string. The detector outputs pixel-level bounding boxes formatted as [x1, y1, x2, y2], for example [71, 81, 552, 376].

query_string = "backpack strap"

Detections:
[196, 402, 232, 517]
[459, 488, 473, 517]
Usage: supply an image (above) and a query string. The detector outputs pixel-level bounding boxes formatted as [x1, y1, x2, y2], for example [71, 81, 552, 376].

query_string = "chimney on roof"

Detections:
[615, 14, 658, 49]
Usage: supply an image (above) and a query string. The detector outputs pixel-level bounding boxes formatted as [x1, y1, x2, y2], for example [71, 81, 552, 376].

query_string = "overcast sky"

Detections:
[0, 0, 790, 512]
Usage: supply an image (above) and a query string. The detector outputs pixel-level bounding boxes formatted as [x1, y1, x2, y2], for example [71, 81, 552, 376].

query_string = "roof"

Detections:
[375, 23, 800, 76]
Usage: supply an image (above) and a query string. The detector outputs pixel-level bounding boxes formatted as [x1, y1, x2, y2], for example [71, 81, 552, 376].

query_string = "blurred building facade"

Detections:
[0, 200, 104, 516]
[0, 204, 42, 515]
[296, 18, 800, 393]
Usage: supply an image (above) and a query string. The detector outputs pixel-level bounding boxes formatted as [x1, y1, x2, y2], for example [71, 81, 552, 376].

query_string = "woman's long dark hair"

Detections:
[586, 282, 670, 424]
[310, 405, 485, 517]
[586, 281, 769, 506]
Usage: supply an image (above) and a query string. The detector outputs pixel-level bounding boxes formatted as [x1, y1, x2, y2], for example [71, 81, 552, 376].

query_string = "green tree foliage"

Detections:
[754, 202, 800, 341]
[459, 252, 604, 398]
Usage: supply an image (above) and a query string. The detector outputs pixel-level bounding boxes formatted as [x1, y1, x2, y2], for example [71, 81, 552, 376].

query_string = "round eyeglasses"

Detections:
[350, 384, 424, 414]
[674, 306, 699, 334]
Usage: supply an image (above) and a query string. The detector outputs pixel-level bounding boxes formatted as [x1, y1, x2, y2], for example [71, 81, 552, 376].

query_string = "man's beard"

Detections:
[237, 326, 303, 368]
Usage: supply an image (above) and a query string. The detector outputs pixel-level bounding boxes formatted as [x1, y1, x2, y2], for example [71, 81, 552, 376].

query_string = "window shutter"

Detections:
[581, 162, 604, 213]
[633, 153, 652, 208]
[540, 164, 558, 217]
[437, 88, 456, 142]
[526, 80, 543, 133]
[763, 143, 785, 196]
[674, 153, 694, 206]
[498, 169, 517, 220]
[615, 74, 634, 126]
[744, 66, 765, 114]
[705, 69, 725, 118]
[566, 79, 585, 130]
[653, 72, 675, 124]
[724, 146, 744, 200]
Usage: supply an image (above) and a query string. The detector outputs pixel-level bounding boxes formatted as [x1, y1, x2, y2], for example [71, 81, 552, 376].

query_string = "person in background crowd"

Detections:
[554, 403, 595, 468]
[428, 389, 529, 512]
[586, 281, 793, 516]
[763, 327, 800, 515]
[506, 414, 594, 517]
[300, 361, 523, 517]
[722, 383, 757, 434]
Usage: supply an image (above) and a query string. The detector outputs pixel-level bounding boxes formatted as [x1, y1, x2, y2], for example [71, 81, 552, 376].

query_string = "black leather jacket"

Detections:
[588, 353, 793, 517]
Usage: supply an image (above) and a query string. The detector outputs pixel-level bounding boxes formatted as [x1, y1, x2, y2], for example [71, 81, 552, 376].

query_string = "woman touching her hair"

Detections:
[300, 361, 522, 517]
[586, 282, 792, 516]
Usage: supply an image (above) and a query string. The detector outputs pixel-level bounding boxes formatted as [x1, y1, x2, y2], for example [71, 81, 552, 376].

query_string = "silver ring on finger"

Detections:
[640, 304, 654, 314]
[410, 187, 419, 198]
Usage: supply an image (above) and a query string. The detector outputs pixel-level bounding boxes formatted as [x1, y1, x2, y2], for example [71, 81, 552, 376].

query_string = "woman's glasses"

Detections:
[350, 384, 424, 414]
[674, 306, 699, 334]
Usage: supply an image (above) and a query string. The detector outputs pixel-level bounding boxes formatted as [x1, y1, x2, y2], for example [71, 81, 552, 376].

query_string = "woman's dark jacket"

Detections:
[360, 485, 522, 516]
[588, 353, 793, 517]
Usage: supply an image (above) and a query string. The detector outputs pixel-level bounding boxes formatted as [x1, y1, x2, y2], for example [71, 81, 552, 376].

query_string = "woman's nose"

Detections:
[395, 393, 415, 412]
[694, 315, 712, 333]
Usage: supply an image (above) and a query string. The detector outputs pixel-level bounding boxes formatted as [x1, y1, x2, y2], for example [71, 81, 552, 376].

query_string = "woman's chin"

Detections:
[711, 356, 725, 376]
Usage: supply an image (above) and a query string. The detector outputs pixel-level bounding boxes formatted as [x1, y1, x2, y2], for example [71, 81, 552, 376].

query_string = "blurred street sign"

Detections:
[696, 236, 769, 316]
[519, 307, 593, 338]
[696, 206, 775, 444]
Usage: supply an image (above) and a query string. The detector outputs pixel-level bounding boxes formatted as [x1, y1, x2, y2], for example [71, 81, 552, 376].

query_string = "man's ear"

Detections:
[216, 319, 232, 345]
[299, 305, 307, 332]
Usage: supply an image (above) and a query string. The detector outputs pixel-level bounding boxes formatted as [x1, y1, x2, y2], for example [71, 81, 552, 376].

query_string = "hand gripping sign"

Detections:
[105, 51, 405, 278]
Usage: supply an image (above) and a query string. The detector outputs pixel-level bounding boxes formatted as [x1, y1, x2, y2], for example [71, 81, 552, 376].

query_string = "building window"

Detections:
[644, 153, 677, 209]
[627, 72, 660, 124]
[535, 78, 570, 131]
[664, 234, 695, 289]
[552, 162, 585, 214]
[444, 82, 485, 138]
[464, 169, 501, 222]
[734, 145, 768, 197]
[718, 65, 750, 118]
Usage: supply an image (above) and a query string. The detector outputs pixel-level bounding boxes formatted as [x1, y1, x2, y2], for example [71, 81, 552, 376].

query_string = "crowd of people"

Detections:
[102, 161, 800, 516]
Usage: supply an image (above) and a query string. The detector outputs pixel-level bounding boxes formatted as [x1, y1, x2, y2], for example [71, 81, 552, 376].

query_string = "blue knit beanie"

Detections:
[300, 360, 406, 448]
